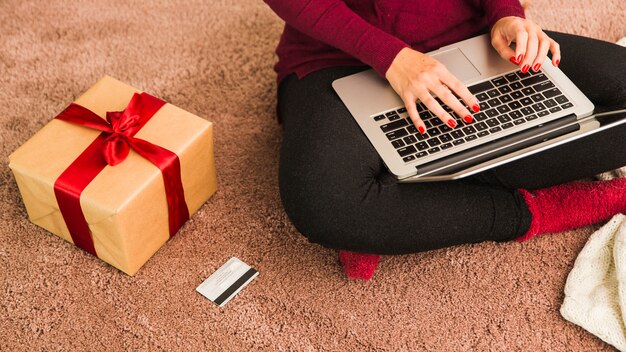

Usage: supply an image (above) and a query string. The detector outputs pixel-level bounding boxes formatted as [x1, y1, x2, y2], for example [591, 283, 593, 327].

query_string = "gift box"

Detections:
[8, 76, 217, 275]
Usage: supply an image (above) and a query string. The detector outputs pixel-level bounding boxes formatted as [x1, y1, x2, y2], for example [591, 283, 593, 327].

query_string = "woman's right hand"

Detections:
[385, 47, 480, 134]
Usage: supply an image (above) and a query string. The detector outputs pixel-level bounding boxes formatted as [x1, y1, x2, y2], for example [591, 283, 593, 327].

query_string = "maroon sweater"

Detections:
[264, 0, 525, 83]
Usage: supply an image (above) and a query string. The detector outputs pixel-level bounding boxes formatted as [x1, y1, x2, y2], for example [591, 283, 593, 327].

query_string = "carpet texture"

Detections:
[1, 1, 625, 351]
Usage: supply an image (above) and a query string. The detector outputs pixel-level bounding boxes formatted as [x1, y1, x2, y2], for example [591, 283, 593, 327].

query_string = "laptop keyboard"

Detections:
[373, 69, 574, 163]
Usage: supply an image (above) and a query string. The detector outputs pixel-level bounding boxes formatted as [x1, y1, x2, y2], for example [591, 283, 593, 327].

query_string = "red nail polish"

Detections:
[472, 104, 480, 112]
[516, 54, 524, 63]
[463, 115, 473, 123]
[509, 57, 518, 65]
[418, 126, 426, 134]
[522, 65, 530, 73]
[447, 120, 457, 128]
[533, 63, 541, 72]
[555, 59, 560, 66]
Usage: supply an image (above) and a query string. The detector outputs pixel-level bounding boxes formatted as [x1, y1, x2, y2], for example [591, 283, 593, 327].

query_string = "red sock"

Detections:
[339, 250, 380, 280]
[517, 178, 626, 241]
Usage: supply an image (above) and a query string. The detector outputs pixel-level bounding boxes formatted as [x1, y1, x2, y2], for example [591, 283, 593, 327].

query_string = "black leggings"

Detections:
[277, 31, 626, 255]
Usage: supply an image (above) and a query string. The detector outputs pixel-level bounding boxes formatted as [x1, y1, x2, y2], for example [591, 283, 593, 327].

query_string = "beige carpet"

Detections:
[1, 1, 625, 350]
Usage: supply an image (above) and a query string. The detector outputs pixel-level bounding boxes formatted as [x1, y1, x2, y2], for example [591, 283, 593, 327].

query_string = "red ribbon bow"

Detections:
[53, 92, 190, 257]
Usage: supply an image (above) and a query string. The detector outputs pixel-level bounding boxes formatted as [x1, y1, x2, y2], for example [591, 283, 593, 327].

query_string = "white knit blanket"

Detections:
[561, 214, 626, 350]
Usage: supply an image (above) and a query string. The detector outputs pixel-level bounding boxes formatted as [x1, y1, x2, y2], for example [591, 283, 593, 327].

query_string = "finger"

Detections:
[438, 73, 477, 121]
[532, 32, 551, 72]
[520, 29, 538, 73]
[513, 28, 528, 64]
[402, 93, 427, 134]
[549, 38, 561, 67]
[418, 89, 457, 128]
[436, 86, 473, 124]
[491, 32, 517, 64]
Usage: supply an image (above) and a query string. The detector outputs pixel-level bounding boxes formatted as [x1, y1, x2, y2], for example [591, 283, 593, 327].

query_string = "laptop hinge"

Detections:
[415, 114, 579, 176]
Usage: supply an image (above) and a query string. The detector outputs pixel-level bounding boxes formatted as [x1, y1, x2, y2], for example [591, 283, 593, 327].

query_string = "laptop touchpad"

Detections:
[431, 48, 481, 82]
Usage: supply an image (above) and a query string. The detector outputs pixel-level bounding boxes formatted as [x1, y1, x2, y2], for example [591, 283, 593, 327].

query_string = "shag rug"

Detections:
[0, 0, 624, 350]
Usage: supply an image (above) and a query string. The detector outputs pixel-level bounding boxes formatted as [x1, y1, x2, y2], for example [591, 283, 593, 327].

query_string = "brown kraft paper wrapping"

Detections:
[8, 76, 217, 275]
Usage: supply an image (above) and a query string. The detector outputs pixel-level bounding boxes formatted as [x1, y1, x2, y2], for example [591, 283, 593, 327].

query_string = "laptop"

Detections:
[332, 33, 625, 182]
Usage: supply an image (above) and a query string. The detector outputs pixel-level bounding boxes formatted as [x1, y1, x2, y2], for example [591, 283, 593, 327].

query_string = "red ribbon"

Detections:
[53, 92, 189, 257]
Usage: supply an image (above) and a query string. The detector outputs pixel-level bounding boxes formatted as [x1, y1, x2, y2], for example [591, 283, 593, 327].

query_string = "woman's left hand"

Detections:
[490, 16, 561, 73]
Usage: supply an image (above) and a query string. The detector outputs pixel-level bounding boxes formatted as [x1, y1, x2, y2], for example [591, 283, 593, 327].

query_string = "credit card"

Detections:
[196, 257, 258, 307]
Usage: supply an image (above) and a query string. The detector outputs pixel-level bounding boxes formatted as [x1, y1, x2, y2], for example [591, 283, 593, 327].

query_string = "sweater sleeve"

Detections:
[263, 0, 408, 77]
[480, 0, 526, 27]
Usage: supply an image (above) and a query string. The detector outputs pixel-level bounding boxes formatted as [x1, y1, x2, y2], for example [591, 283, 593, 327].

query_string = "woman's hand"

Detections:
[491, 16, 561, 73]
[385, 47, 480, 134]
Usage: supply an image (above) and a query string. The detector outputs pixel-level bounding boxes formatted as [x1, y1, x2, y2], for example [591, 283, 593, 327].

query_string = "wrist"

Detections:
[492, 16, 518, 30]
[386, 47, 422, 81]
[381, 45, 411, 78]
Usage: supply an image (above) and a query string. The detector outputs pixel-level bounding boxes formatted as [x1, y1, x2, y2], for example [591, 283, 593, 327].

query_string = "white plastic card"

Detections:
[196, 257, 258, 307]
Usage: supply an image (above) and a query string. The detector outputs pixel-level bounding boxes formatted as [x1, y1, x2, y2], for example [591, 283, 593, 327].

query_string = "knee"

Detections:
[279, 166, 349, 249]
[278, 159, 380, 251]
[557, 38, 626, 109]
[277, 114, 390, 250]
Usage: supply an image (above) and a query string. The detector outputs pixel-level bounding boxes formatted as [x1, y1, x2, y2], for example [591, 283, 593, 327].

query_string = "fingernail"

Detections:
[509, 57, 518, 65]
[522, 65, 530, 73]
[472, 104, 480, 112]
[533, 63, 541, 72]
[463, 115, 473, 123]
[418, 126, 426, 134]
[516, 54, 524, 63]
[447, 120, 457, 128]
[555, 59, 560, 67]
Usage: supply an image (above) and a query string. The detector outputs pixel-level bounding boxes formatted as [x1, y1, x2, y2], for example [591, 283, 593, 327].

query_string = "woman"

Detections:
[264, 0, 626, 279]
